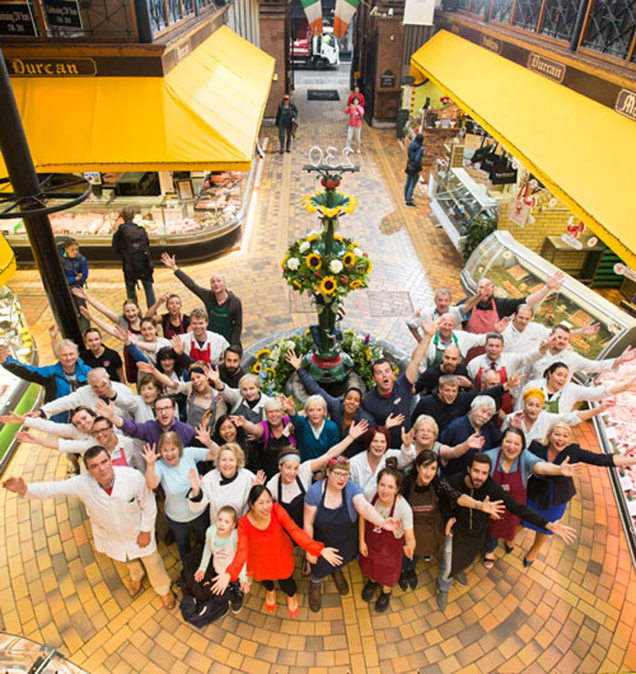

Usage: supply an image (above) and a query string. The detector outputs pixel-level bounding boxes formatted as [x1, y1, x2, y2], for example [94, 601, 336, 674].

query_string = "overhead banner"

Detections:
[300, 0, 323, 36]
[403, 0, 434, 25]
[333, 0, 359, 39]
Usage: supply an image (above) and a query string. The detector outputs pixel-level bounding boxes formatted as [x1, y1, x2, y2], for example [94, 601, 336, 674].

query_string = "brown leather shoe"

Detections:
[128, 579, 142, 597]
[332, 569, 349, 596]
[308, 583, 321, 613]
[161, 591, 175, 609]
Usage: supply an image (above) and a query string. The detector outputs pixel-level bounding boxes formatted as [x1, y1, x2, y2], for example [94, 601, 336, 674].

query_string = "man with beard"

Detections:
[218, 345, 244, 388]
[415, 346, 471, 395]
[436, 452, 576, 610]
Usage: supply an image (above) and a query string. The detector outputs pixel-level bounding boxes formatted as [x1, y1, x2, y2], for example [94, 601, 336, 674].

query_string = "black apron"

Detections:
[310, 482, 358, 580]
[278, 474, 306, 528]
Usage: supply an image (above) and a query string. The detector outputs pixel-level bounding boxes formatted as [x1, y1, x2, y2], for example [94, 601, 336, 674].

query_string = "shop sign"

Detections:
[614, 89, 636, 122]
[0, 2, 36, 36]
[527, 53, 566, 83]
[380, 70, 396, 88]
[6, 56, 97, 76]
[480, 35, 501, 54]
[43, 0, 82, 29]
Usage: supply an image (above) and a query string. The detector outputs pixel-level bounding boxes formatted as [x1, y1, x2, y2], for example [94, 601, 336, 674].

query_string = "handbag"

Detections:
[489, 153, 518, 185]
[470, 137, 489, 165]
[480, 142, 499, 172]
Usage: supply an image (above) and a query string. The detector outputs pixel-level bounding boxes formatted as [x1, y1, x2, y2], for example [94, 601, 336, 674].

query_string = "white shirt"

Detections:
[408, 304, 465, 330]
[361, 491, 414, 539]
[178, 331, 229, 363]
[425, 330, 484, 367]
[189, 467, 255, 520]
[526, 349, 616, 382]
[25, 466, 157, 562]
[267, 461, 314, 504]
[349, 447, 414, 493]
[59, 434, 144, 471]
[467, 350, 540, 381]
[41, 382, 138, 420]
[516, 378, 611, 413]
[501, 409, 581, 446]
[501, 321, 550, 354]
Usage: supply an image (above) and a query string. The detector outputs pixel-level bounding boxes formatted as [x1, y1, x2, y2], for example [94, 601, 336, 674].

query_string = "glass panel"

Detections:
[167, 0, 182, 23]
[491, 0, 514, 22]
[468, 0, 491, 18]
[512, 0, 543, 29]
[149, 0, 167, 33]
[540, 0, 579, 40]
[581, 0, 636, 59]
[182, 0, 193, 14]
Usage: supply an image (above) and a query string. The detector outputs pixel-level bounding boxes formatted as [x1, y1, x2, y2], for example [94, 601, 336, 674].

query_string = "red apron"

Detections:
[488, 447, 525, 541]
[475, 364, 512, 421]
[358, 494, 404, 588]
[465, 299, 500, 362]
[189, 340, 212, 364]
[111, 445, 129, 467]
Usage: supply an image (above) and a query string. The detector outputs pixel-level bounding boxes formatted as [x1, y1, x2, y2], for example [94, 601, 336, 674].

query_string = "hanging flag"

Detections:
[333, 0, 359, 39]
[301, 0, 323, 35]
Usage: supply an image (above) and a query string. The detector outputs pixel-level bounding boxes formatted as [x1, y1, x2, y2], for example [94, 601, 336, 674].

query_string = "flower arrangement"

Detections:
[302, 190, 359, 218]
[281, 232, 372, 303]
[251, 330, 397, 396]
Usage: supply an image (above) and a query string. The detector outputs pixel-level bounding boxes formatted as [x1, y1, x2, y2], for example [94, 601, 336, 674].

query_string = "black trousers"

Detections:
[262, 575, 296, 596]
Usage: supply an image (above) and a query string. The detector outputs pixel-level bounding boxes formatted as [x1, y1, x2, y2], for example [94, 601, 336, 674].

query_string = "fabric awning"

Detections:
[410, 30, 636, 269]
[1, 26, 274, 173]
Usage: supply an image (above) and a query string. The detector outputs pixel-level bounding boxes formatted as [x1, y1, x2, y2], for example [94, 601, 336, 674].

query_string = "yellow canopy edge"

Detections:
[0, 234, 16, 286]
[0, 26, 275, 174]
[410, 30, 636, 270]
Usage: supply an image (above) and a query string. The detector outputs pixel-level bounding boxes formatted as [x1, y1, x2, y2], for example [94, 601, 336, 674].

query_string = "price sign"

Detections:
[0, 1, 36, 36]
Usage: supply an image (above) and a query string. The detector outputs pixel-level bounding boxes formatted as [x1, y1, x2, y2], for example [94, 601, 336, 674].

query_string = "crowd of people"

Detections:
[3, 250, 636, 625]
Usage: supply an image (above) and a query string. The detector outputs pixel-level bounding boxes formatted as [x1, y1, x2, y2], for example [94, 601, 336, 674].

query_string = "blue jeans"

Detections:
[485, 535, 498, 554]
[125, 277, 156, 309]
[166, 510, 209, 562]
[437, 534, 454, 593]
[404, 173, 419, 203]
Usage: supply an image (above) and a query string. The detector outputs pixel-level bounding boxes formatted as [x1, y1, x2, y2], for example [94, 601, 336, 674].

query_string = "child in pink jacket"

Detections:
[345, 97, 364, 153]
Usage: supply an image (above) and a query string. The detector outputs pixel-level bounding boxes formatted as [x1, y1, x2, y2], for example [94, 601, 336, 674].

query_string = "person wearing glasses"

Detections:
[303, 456, 399, 612]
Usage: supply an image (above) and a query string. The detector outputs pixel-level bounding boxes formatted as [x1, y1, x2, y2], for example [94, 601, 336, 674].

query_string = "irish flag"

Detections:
[333, 0, 360, 38]
[301, 0, 323, 35]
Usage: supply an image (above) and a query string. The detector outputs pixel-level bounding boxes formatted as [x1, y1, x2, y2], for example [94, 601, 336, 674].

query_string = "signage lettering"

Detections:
[527, 53, 566, 83]
[0, 1, 36, 36]
[43, 0, 82, 29]
[480, 35, 501, 53]
[6, 56, 97, 76]
[615, 89, 636, 122]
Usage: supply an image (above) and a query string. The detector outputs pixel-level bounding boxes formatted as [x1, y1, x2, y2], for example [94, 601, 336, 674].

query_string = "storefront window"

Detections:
[490, 0, 514, 23]
[581, 0, 636, 59]
[512, 0, 543, 30]
[539, 0, 578, 40]
[148, 0, 168, 33]
[167, 0, 182, 23]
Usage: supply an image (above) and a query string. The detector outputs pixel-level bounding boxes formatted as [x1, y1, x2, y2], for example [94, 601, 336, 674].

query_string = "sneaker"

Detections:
[361, 580, 378, 602]
[161, 591, 176, 610]
[455, 571, 468, 586]
[407, 569, 418, 590]
[230, 592, 244, 615]
[405, 202, 416, 207]
[436, 590, 448, 611]
[375, 591, 391, 613]
[398, 571, 409, 592]
[332, 569, 349, 596]
[309, 583, 321, 613]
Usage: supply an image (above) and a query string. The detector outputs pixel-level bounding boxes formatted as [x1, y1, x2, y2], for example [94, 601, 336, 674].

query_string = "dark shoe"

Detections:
[407, 568, 418, 590]
[164, 529, 175, 546]
[455, 571, 468, 586]
[361, 580, 378, 602]
[423, 556, 432, 562]
[279, 149, 284, 154]
[504, 543, 515, 554]
[436, 590, 448, 611]
[398, 571, 408, 592]
[332, 569, 349, 596]
[483, 555, 496, 570]
[309, 583, 321, 612]
[405, 202, 416, 207]
[523, 557, 534, 568]
[375, 591, 391, 613]
[230, 591, 244, 615]
[286, 147, 291, 153]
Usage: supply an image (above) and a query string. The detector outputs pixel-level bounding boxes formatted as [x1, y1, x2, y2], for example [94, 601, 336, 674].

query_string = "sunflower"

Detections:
[350, 280, 362, 289]
[320, 206, 340, 218]
[305, 253, 322, 270]
[255, 348, 271, 360]
[280, 254, 289, 270]
[318, 276, 337, 295]
[343, 252, 356, 267]
[365, 258, 373, 273]
[293, 280, 302, 289]
[252, 362, 262, 373]
[333, 234, 343, 242]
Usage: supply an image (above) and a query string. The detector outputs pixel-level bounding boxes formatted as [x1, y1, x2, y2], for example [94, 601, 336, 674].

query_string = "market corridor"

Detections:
[1, 69, 636, 673]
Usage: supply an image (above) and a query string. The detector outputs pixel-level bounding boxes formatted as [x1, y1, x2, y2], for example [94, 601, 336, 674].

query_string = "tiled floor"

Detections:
[2, 66, 636, 673]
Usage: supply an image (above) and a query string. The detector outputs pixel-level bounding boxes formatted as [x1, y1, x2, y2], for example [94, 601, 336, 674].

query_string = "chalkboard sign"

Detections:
[380, 70, 396, 88]
[43, 0, 82, 28]
[0, 1, 37, 36]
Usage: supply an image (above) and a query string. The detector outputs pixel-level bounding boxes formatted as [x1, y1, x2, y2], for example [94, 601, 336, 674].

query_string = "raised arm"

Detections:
[73, 287, 119, 323]
[137, 360, 177, 390]
[310, 419, 369, 472]
[145, 294, 167, 320]
[406, 318, 438, 384]
[79, 306, 120, 340]
[525, 270, 564, 309]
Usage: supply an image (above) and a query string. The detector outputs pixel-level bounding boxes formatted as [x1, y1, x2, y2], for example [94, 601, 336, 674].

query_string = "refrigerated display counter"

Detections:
[462, 230, 636, 566]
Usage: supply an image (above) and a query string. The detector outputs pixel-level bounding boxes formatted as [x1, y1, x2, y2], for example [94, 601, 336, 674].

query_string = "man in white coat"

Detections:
[3, 445, 174, 607]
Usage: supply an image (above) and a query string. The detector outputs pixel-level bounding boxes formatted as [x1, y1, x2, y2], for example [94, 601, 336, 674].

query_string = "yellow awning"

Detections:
[1, 26, 274, 173]
[410, 30, 636, 269]
[0, 234, 16, 286]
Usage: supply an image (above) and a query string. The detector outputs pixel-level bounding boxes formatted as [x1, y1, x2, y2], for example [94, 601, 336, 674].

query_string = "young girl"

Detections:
[359, 457, 415, 613]
[191, 506, 248, 616]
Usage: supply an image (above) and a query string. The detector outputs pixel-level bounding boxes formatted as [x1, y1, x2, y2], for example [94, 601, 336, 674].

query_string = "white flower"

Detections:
[353, 247, 363, 257]
[329, 260, 343, 274]
[286, 257, 300, 271]
[299, 241, 310, 253]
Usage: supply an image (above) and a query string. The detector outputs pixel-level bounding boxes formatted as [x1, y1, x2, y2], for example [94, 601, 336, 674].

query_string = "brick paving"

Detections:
[2, 66, 636, 673]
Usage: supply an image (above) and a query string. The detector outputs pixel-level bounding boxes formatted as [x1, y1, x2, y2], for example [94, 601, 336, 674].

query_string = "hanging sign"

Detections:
[43, 0, 82, 28]
[6, 56, 97, 76]
[403, 0, 434, 26]
[0, 1, 36, 36]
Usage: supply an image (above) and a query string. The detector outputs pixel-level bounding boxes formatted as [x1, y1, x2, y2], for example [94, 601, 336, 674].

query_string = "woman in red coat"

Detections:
[212, 485, 342, 618]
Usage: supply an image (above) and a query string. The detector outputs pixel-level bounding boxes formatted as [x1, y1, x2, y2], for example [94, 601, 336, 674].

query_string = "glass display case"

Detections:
[461, 231, 636, 360]
[430, 168, 497, 250]
[0, 633, 86, 673]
